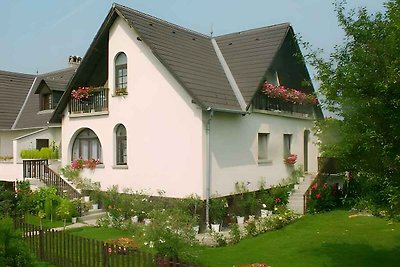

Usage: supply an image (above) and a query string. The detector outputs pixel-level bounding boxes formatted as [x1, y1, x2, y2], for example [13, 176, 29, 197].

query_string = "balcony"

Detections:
[69, 87, 109, 116]
[253, 93, 314, 118]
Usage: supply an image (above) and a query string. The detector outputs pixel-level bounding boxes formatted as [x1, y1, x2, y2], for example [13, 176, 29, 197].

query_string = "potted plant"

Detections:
[180, 194, 203, 233]
[209, 196, 227, 232]
[284, 153, 298, 165]
[71, 86, 94, 100]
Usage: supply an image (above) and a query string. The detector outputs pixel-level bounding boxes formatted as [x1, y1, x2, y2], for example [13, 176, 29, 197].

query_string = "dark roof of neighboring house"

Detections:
[0, 67, 76, 130]
[13, 67, 76, 129]
[0, 71, 35, 129]
[51, 3, 318, 122]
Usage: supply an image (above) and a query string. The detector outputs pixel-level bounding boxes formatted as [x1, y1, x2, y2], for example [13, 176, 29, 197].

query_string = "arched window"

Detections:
[115, 124, 127, 165]
[72, 129, 102, 162]
[115, 52, 127, 91]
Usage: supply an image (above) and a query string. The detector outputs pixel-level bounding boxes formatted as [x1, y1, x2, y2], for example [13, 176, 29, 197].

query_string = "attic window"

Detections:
[149, 23, 153, 26]
[172, 31, 176, 34]
[229, 42, 233, 45]
[192, 38, 196, 40]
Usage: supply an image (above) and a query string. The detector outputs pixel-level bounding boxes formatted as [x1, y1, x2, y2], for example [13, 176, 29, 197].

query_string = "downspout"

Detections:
[205, 108, 214, 228]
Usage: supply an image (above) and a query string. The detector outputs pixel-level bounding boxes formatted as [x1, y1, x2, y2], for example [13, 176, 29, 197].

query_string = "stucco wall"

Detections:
[0, 127, 60, 181]
[61, 17, 204, 198]
[210, 111, 318, 196]
[15, 127, 61, 162]
[0, 129, 33, 157]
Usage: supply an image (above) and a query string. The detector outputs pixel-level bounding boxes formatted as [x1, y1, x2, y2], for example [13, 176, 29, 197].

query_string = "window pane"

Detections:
[283, 134, 292, 157]
[258, 133, 269, 160]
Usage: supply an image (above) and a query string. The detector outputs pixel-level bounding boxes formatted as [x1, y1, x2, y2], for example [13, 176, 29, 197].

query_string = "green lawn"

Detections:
[197, 210, 400, 267]
[25, 214, 67, 229]
[66, 226, 133, 241]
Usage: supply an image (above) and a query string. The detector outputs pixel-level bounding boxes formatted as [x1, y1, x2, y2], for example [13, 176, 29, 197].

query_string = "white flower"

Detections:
[262, 204, 267, 208]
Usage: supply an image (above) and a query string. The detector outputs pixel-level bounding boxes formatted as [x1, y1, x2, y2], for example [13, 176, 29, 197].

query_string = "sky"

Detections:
[0, 0, 388, 76]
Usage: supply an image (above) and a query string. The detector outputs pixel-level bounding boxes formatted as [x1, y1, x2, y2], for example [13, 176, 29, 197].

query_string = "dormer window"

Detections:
[266, 69, 280, 86]
[115, 52, 127, 95]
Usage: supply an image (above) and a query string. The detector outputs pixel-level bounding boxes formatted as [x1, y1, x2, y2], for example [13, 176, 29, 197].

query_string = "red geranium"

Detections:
[316, 193, 321, 199]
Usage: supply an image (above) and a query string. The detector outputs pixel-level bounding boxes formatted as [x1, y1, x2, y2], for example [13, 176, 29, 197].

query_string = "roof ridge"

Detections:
[215, 22, 290, 38]
[113, 3, 210, 39]
[0, 69, 35, 77]
[39, 66, 77, 77]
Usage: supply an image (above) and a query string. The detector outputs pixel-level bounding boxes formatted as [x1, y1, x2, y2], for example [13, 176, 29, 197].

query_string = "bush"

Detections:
[307, 182, 342, 213]
[209, 196, 228, 224]
[141, 209, 198, 262]
[0, 217, 35, 266]
[20, 146, 59, 159]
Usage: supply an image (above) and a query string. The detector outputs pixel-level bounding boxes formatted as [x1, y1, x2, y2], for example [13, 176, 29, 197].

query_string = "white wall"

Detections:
[61, 17, 204, 198]
[0, 127, 60, 181]
[0, 129, 33, 157]
[210, 111, 318, 196]
[15, 127, 61, 162]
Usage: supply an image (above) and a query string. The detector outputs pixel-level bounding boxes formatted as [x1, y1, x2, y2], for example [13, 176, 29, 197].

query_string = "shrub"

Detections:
[0, 217, 35, 266]
[228, 223, 241, 245]
[209, 196, 228, 224]
[307, 182, 342, 213]
[141, 208, 198, 262]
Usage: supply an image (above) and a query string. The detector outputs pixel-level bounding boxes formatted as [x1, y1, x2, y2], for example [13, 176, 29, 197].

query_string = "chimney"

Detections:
[68, 55, 82, 67]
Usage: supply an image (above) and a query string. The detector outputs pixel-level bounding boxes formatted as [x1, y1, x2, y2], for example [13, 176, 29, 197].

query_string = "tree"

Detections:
[307, 0, 400, 216]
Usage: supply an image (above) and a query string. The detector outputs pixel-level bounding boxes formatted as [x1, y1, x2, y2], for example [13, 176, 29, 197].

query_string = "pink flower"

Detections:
[316, 193, 321, 199]
[311, 183, 318, 190]
[323, 183, 328, 189]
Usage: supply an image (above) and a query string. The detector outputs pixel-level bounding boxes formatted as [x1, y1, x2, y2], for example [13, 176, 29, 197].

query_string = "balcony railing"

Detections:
[69, 87, 109, 114]
[253, 93, 314, 117]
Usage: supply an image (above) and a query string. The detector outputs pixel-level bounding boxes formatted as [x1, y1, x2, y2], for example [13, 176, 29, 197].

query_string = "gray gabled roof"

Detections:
[13, 67, 76, 129]
[51, 3, 311, 122]
[215, 23, 290, 106]
[115, 5, 241, 110]
[0, 71, 35, 129]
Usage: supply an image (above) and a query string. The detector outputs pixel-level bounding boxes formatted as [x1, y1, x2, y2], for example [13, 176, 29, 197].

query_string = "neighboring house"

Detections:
[49, 3, 323, 199]
[0, 62, 77, 181]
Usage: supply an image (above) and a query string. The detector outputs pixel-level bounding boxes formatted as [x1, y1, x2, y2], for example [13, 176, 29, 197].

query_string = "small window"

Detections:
[41, 94, 51, 110]
[115, 52, 127, 92]
[266, 69, 280, 86]
[258, 133, 270, 162]
[116, 124, 127, 165]
[36, 139, 49, 150]
[283, 134, 292, 157]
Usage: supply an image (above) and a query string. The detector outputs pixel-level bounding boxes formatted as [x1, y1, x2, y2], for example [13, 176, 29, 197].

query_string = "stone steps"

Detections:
[79, 209, 107, 225]
[287, 174, 314, 214]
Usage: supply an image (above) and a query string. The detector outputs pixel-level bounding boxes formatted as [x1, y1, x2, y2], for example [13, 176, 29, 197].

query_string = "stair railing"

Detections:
[22, 160, 82, 200]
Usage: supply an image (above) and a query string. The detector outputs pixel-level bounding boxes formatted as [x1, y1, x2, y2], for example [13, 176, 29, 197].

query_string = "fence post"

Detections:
[39, 229, 44, 260]
[102, 242, 109, 267]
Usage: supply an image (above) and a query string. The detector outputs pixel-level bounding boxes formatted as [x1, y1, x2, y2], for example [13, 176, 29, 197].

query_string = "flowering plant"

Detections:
[262, 82, 318, 105]
[284, 154, 297, 165]
[115, 88, 128, 96]
[71, 158, 100, 170]
[71, 86, 94, 100]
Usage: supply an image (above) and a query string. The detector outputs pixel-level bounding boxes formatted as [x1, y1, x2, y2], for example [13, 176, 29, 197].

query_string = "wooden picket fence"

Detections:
[14, 220, 204, 267]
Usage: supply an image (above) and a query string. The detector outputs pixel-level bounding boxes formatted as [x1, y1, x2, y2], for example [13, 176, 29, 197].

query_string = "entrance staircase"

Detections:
[287, 174, 314, 214]
[22, 159, 106, 224]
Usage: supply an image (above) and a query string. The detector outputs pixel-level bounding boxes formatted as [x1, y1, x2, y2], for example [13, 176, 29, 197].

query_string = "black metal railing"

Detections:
[253, 94, 314, 116]
[69, 87, 109, 114]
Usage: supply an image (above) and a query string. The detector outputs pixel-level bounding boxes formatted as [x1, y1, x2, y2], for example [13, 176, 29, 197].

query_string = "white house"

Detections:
[48, 3, 322, 199]
[0, 64, 77, 181]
